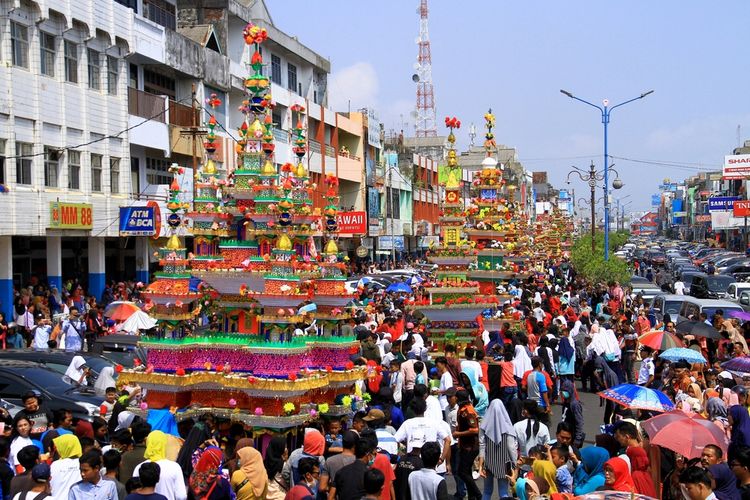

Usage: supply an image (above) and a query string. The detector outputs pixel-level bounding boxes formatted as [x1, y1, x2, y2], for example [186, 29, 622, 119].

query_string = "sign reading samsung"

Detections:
[708, 196, 740, 212]
[119, 206, 156, 236]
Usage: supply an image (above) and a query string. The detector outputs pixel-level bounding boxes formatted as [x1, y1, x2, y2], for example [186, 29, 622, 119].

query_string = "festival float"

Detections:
[414, 117, 506, 349]
[119, 23, 364, 431]
[532, 206, 574, 261]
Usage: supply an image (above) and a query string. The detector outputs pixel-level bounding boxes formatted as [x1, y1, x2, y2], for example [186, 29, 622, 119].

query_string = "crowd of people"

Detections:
[5, 259, 750, 499]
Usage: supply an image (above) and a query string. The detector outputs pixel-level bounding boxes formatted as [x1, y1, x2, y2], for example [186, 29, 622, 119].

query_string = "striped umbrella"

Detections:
[638, 330, 683, 351]
[599, 383, 675, 412]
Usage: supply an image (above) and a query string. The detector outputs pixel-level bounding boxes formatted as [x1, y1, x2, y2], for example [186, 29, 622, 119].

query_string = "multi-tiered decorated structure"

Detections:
[120, 23, 362, 430]
[465, 111, 532, 294]
[415, 117, 503, 348]
[532, 206, 575, 261]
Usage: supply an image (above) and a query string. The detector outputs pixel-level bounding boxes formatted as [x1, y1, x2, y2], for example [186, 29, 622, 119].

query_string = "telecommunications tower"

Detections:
[414, 0, 437, 137]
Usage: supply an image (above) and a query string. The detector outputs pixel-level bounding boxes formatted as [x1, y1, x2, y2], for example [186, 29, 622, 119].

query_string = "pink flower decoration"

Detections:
[254, 407, 264, 416]
[228, 399, 237, 408]
[140, 402, 148, 410]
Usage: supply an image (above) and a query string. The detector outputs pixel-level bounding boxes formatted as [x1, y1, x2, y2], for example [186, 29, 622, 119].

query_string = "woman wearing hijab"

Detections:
[459, 372, 488, 417]
[231, 446, 269, 500]
[50, 433, 82, 498]
[478, 400, 518, 499]
[708, 397, 730, 436]
[63, 355, 90, 386]
[134, 430, 187, 500]
[593, 355, 619, 424]
[264, 436, 288, 500]
[626, 446, 656, 497]
[556, 329, 576, 382]
[603, 456, 635, 493]
[93, 366, 117, 397]
[709, 462, 742, 500]
[75, 420, 95, 440]
[572, 446, 609, 495]
[227, 437, 254, 475]
[532, 459, 558, 494]
[176, 419, 213, 481]
[560, 379, 585, 449]
[115, 411, 137, 432]
[729, 404, 750, 460]
[189, 446, 231, 500]
[284, 429, 327, 496]
[513, 344, 533, 382]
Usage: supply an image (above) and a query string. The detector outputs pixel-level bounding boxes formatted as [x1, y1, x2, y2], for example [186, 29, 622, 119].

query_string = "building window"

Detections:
[15, 142, 32, 185]
[44, 147, 60, 188]
[386, 187, 400, 219]
[271, 54, 281, 84]
[0, 139, 5, 185]
[129, 63, 138, 89]
[40, 32, 56, 77]
[146, 157, 172, 185]
[10, 22, 29, 69]
[110, 157, 120, 193]
[107, 56, 118, 95]
[143, 0, 176, 30]
[87, 49, 100, 90]
[287, 63, 297, 92]
[91, 154, 102, 192]
[68, 151, 80, 190]
[143, 68, 175, 99]
[64, 41, 78, 83]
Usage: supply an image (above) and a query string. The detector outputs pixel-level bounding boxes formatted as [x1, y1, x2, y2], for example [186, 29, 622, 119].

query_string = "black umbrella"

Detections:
[675, 320, 720, 339]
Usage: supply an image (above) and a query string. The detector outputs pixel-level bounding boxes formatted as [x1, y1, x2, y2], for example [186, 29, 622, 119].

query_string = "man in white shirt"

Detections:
[674, 279, 685, 295]
[435, 357, 453, 412]
[637, 346, 655, 387]
[395, 398, 450, 464]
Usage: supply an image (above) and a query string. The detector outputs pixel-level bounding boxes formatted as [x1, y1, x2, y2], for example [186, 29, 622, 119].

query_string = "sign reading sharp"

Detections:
[335, 211, 367, 234]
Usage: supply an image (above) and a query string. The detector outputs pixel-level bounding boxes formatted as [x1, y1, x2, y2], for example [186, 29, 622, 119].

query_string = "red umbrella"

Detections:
[638, 330, 683, 351]
[641, 411, 728, 459]
[103, 301, 141, 321]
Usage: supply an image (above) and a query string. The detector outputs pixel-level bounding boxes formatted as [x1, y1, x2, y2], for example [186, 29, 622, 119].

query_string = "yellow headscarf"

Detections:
[532, 459, 558, 494]
[231, 447, 268, 500]
[144, 430, 168, 462]
[53, 434, 82, 459]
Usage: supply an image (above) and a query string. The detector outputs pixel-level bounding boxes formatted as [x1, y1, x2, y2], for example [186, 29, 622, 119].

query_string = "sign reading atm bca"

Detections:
[49, 202, 93, 230]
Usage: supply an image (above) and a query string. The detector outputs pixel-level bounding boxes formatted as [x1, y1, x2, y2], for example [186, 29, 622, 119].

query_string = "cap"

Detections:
[21, 390, 41, 402]
[31, 463, 50, 483]
[718, 370, 734, 380]
[732, 385, 747, 396]
[362, 409, 385, 422]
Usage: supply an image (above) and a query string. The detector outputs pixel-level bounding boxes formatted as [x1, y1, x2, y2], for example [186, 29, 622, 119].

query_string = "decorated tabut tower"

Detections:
[120, 24, 363, 429]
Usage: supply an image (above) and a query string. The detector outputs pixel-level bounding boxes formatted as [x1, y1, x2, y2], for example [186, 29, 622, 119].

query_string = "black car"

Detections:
[0, 360, 105, 421]
[689, 274, 735, 299]
[91, 334, 148, 368]
[0, 350, 116, 377]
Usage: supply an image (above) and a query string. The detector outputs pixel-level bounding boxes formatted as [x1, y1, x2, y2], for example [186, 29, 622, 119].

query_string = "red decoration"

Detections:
[176, 368, 186, 376]
[345, 362, 354, 370]
[115, 364, 124, 374]
[288, 373, 297, 381]
[325, 366, 333, 373]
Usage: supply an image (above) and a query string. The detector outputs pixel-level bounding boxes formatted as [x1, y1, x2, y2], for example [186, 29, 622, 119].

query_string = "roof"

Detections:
[177, 25, 222, 54]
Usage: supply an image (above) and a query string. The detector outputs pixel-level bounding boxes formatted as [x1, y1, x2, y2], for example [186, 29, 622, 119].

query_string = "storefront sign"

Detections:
[708, 196, 739, 211]
[336, 211, 367, 234]
[724, 155, 750, 179]
[367, 109, 381, 148]
[356, 246, 369, 258]
[734, 200, 750, 217]
[49, 202, 93, 230]
[119, 206, 156, 236]
[695, 214, 712, 222]
[379, 235, 405, 251]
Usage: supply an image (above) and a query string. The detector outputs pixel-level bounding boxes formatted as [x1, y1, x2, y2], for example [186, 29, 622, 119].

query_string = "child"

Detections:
[324, 418, 343, 457]
[100, 387, 118, 422]
[68, 450, 118, 498]
[550, 443, 573, 493]
[102, 449, 127, 499]
[414, 361, 426, 387]
[388, 360, 403, 405]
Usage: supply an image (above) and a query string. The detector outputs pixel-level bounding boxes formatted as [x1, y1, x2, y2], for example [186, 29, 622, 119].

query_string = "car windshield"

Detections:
[16, 367, 76, 394]
[707, 276, 734, 290]
[664, 301, 683, 315]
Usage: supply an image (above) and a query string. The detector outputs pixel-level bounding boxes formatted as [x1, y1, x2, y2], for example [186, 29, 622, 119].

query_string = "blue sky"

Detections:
[268, 1, 750, 211]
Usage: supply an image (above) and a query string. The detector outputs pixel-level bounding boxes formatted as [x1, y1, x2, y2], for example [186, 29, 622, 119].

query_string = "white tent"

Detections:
[117, 310, 157, 333]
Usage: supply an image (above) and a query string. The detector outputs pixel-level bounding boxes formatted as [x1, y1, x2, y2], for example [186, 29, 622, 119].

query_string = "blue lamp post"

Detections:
[560, 89, 653, 260]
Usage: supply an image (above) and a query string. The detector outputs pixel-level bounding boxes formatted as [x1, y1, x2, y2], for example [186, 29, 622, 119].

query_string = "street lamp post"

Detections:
[568, 162, 605, 254]
[560, 89, 653, 260]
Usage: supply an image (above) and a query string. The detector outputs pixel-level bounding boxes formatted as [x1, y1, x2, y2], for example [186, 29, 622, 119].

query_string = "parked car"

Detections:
[689, 274, 735, 299]
[726, 282, 750, 301]
[722, 263, 750, 280]
[679, 271, 707, 295]
[631, 283, 663, 303]
[651, 294, 688, 323]
[90, 335, 147, 369]
[677, 297, 744, 323]
[0, 360, 105, 421]
[0, 350, 116, 377]
[737, 290, 750, 312]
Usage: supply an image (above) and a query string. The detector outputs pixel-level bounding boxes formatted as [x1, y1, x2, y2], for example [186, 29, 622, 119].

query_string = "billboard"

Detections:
[724, 155, 750, 179]
[708, 196, 740, 211]
[379, 236, 405, 251]
[367, 109, 381, 148]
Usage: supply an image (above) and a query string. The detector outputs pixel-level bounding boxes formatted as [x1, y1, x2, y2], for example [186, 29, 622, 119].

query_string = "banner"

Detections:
[49, 202, 93, 230]
[379, 235, 404, 251]
[336, 211, 367, 234]
[734, 200, 750, 218]
[119, 206, 156, 236]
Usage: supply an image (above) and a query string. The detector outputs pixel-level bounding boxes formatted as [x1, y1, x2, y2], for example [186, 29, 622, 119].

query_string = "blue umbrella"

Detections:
[598, 383, 675, 412]
[356, 277, 371, 288]
[386, 282, 413, 294]
[409, 275, 424, 286]
[659, 347, 707, 364]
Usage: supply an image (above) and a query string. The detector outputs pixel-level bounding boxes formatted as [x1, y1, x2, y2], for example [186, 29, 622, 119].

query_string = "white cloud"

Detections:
[328, 62, 379, 113]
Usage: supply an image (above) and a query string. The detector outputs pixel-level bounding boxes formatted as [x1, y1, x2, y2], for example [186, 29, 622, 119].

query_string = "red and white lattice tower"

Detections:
[415, 0, 437, 137]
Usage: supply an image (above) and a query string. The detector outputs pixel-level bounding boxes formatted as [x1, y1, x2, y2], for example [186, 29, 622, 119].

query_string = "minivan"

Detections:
[677, 297, 744, 322]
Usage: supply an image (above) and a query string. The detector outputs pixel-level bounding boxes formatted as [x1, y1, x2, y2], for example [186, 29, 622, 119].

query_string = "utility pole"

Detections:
[180, 84, 207, 199]
[589, 162, 596, 253]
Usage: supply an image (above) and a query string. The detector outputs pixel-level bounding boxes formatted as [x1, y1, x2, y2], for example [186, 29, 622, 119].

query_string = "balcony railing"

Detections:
[143, 0, 176, 30]
[273, 128, 289, 143]
[309, 139, 321, 154]
[168, 100, 195, 127]
[128, 87, 166, 123]
[324, 144, 335, 157]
